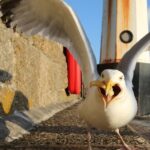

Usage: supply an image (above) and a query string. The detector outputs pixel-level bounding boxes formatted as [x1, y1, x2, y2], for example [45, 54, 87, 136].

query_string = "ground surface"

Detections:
[0, 103, 149, 150]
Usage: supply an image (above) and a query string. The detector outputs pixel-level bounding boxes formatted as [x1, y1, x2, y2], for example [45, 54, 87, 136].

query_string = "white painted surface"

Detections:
[100, 0, 150, 63]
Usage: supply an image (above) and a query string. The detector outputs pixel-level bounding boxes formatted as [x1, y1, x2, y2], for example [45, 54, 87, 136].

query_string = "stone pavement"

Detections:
[0, 99, 79, 142]
[0, 102, 149, 150]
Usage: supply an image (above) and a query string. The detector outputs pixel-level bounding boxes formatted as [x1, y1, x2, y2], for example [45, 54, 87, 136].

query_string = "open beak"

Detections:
[90, 80, 121, 107]
[105, 80, 115, 96]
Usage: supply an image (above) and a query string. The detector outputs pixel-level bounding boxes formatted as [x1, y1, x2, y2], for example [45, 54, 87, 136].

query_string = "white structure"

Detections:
[100, 0, 150, 63]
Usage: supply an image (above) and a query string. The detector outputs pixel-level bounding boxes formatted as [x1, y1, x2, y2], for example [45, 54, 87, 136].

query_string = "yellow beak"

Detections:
[105, 80, 115, 96]
[90, 80, 115, 97]
[90, 80, 118, 107]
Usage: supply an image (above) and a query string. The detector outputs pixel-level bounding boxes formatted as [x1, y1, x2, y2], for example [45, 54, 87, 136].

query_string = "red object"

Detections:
[66, 48, 82, 94]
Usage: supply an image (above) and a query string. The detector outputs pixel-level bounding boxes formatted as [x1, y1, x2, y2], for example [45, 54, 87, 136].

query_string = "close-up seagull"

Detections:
[0, 0, 150, 150]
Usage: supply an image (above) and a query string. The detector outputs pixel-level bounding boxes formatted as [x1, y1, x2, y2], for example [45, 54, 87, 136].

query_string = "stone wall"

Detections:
[0, 21, 78, 114]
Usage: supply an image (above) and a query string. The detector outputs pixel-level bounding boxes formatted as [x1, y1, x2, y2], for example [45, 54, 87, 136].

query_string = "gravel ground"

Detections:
[0, 103, 149, 150]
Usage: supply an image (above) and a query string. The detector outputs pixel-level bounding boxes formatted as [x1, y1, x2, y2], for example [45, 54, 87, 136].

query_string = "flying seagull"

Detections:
[0, 0, 150, 149]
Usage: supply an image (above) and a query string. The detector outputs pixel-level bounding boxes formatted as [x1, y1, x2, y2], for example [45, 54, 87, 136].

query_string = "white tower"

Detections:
[99, 0, 150, 116]
[100, 0, 149, 64]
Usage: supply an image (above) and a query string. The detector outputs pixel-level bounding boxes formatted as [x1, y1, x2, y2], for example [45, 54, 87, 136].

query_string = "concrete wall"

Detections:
[0, 21, 77, 115]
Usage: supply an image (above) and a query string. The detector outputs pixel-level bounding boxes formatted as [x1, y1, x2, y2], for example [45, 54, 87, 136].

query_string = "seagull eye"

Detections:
[119, 76, 123, 80]
[101, 74, 104, 78]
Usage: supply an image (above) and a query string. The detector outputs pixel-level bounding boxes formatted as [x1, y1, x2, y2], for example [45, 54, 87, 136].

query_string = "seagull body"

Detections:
[0, 0, 150, 149]
[79, 70, 137, 130]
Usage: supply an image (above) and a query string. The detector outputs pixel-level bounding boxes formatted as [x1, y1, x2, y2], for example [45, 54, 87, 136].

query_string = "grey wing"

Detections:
[117, 32, 150, 86]
[0, 0, 98, 87]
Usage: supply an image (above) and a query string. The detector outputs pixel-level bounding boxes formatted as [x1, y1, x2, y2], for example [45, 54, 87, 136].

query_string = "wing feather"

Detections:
[117, 32, 150, 86]
[0, 0, 98, 87]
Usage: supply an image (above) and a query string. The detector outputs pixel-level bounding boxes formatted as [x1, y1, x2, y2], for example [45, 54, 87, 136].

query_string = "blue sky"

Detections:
[148, 0, 150, 6]
[66, 0, 103, 63]
[66, 0, 150, 63]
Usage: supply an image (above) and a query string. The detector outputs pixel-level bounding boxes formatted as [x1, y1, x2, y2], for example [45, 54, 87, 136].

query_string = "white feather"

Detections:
[79, 70, 137, 130]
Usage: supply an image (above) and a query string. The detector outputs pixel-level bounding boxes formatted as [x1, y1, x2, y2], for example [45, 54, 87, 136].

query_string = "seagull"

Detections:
[79, 69, 137, 150]
[0, 0, 150, 149]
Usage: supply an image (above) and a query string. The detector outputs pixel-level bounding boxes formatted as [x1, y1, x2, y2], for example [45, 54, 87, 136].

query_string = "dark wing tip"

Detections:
[0, 0, 21, 27]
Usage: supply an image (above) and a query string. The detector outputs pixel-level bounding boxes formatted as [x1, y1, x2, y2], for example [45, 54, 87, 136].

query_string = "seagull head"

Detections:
[90, 69, 126, 107]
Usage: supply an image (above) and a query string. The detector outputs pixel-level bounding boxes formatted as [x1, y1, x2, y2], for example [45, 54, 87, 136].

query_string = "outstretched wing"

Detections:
[0, 0, 98, 87]
[117, 32, 150, 86]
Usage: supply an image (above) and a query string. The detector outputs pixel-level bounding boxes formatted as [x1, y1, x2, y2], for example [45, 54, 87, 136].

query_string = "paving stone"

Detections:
[0, 102, 149, 149]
